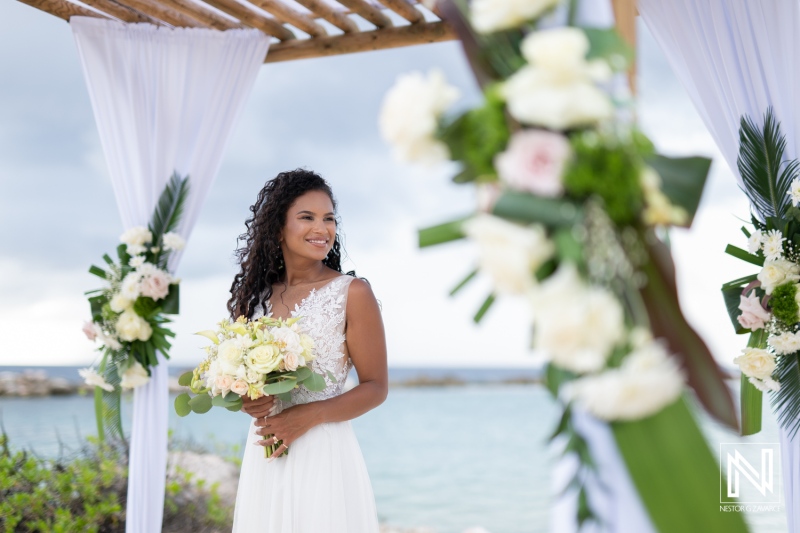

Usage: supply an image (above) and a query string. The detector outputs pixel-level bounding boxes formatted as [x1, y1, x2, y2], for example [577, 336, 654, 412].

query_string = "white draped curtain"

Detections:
[639, 0, 799, 530]
[70, 18, 270, 532]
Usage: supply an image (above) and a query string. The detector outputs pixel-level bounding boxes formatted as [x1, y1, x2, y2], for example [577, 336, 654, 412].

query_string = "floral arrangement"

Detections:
[175, 315, 324, 457]
[722, 107, 800, 437]
[380, 1, 747, 530]
[81, 173, 188, 441]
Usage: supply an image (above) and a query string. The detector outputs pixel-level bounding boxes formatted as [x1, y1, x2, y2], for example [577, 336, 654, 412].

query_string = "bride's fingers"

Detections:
[267, 442, 289, 461]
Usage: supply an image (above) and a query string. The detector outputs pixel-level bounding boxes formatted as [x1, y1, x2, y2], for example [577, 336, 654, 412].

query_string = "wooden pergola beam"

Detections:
[292, 0, 359, 33]
[265, 19, 454, 62]
[75, 0, 155, 22]
[335, 0, 392, 29]
[119, 0, 204, 26]
[157, 0, 243, 29]
[376, 0, 422, 24]
[246, 0, 327, 37]
[17, 0, 110, 21]
[199, 0, 297, 40]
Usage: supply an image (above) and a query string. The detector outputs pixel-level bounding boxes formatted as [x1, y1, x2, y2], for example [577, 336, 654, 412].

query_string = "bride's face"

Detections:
[280, 190, 337, 262]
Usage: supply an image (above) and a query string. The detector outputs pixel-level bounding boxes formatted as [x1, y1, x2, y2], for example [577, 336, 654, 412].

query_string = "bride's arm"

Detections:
[254, 278, 388, 451]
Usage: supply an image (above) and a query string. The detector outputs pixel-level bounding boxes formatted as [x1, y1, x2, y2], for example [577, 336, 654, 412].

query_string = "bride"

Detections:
[227, 168, 388, 532]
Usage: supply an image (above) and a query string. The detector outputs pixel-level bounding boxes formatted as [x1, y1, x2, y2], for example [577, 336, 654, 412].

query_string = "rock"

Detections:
[167, 451, 240, 507]
[49, 377, 75, 395]
[0, 370, 79, 396]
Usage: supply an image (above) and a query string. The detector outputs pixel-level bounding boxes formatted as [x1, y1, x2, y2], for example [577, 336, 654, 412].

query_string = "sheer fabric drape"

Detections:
[639, 1, 799, 529]
[70, 18, 269, 532]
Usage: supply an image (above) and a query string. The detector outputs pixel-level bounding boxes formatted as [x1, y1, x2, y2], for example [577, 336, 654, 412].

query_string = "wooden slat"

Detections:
[266, 20, 454, 62]
[115, 0, 204, 26]
[200, 0, 296, 39]
[157, 0, 243, 29]
[16, 0, 115, 21]
[79, 0, 155, 23]
[247, 0, 327, 37]
[335, 0, 391, 28]
[611, 0, 637, 93]
[292, 0, 358, 33]
[377, 0, 422, 23]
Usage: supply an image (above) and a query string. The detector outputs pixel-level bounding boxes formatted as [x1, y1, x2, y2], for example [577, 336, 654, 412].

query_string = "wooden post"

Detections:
[612, 0, 637, 94]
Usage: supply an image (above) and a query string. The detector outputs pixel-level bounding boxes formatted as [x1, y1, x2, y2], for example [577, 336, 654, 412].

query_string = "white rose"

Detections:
[162, 232, 186, 252]
[272, 327, 303, 355]
[140, 270, 171, 301]
[78, 367, 115, 392]
[299, 334, 315, 361]
[757, 259, 800, 295]
[245, 344, 282, 374]
[379, 69, 460, 165]
[565, 340, 685, 421]
[218, 339, 245, 367]
[230, 379, 249, 396]
[120, 361, 150, 389]
[470, 0, 559, 34]
[120, 226, 152, 247]
[532, 264, 624, 373]
[215, 374, 234, 393]
[734, 348, 777, 381]
[109, 293, 133, 313]
[521, 27, 590, 75]
[115, 310, 153, 342]
[120, 273, 142, 301]
[463, 214, 555, 294]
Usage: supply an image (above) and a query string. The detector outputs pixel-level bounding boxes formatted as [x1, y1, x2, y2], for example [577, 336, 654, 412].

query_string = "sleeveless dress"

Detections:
[232, 275, 380, 532]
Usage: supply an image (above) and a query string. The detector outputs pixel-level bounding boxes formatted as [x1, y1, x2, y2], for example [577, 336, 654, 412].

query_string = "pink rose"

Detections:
[494, 130, 570, 197]
[284, 352, 300, 372]
[737, 293, 771, 331]
[140, 270, 171, 301]
[82, 321, 98, 341]
[215, 375, 234, 392]
[230, 379, 249, 396]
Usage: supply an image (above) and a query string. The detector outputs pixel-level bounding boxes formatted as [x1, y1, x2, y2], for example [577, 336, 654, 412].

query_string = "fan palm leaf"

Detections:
[737, 107, 800, 222]
[772, 352, 800, 438]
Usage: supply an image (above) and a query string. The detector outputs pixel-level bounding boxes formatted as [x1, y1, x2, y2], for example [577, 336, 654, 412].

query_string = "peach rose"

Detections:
[140, 270, 171, 301]
[230, 379, 249, 396]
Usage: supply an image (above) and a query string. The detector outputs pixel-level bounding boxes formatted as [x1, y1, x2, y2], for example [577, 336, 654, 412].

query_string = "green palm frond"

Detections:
[149, 172, 190, 245]
[772, 352, 800, 438]
[101, 361, 126, 444]
[737, 107, 800, 222]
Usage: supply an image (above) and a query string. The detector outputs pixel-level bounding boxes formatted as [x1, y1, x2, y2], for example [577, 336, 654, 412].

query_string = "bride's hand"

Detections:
[241, 394, 276, 419]
[253, 403, 321, 459]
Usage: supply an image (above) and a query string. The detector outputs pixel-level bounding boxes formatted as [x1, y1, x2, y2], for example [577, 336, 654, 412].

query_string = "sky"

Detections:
[0, 4, 754, 370]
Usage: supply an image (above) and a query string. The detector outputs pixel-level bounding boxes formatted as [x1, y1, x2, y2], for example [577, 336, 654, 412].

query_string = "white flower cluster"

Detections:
[470, 0, 559, 34]
[757, 258, 800, 295]
[78, 360, 150, 392]
[120, 226, 185, 255]
[748, 228, 786, 262]
[787, 178, 800, 207]
[378, 69, 460, 165]
[501, 28, 613, 131]
[734, 347, 780, 392]
[463, 214, 554, 294]
[198, 317, 315, 401]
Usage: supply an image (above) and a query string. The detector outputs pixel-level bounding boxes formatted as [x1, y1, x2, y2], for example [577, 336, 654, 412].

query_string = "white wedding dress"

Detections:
[232, 275, 380, 532]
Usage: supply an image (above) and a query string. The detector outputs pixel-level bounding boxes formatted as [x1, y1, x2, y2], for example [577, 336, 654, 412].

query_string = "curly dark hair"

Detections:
[227, 168, 346, 319]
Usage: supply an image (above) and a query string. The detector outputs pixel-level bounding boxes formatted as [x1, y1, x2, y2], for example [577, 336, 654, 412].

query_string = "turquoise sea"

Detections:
[0, 366, 788, 533]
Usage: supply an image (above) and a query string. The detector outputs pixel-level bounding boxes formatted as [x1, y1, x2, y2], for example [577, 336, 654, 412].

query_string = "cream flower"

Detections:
[120, 273, 142, 301]
[140, 270, 171, 301]
[215, 374, 234, 394]
[734, 347, 777, 381]
[531, 264, 624, 373]
[272, 327, 303, 355]
[749, 376, 781, 393]
[284, 352, 301, 372]
[379, 69, 460, 164]
[79, 367, 114, 392]
[564, 340, 685, 421]
[99, 332, 122, 351]
[109, 293, 133, 313]
[230, 379, 249, 396]
[463, 214, 554, 294]
[737, 293, 771, 331]
[494, 130, 570, 197]
[246, 344, 282, 375]
[218, 339, 245, 367]
[470, 0, 559, 34]
[129, 255, 146, 268]
[757, 259, 800, 295]
[762, 229, 785, 262]
[120, 361, 150, 389]
[162, 232, 186, 252]
[768, 331, 800, 355]
[120, 227, 152, 256]
[788, 178, 800, 207]
[501, 29, 613, 130]
[747, 229, 763, 255]
[640, 167, 688, 226]
[115, 310, 153, 342]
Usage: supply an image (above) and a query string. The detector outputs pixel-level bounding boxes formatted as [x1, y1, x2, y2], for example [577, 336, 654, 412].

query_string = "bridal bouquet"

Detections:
[174, 315, 326, 457]
[379, 0, 746, 530]
[722, 108, 800, 437]
[81, 173, 188, 442]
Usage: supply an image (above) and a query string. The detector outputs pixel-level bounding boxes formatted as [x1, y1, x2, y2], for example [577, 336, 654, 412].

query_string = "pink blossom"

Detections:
[140, 270, 171, 301]
[494, 130, 570, 197]
[230, 379, 249, 396]
[737, 293, 771, 331]
[215, 375, 234, 393]
[82, 321, 98, 341]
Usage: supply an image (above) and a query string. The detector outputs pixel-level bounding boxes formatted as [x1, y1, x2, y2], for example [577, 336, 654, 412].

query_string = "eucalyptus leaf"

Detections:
[262, 379, 299, 395]
[177, 371, 193, 387]
[189, 393, 212, 414]
[303, 372, 327, 392]
[294, 366, 312, 381]
[174, 393, 192, 417]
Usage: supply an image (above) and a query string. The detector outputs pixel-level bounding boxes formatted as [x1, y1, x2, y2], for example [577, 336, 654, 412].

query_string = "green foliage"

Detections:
[583, 28, 633, 70]
[417, 216, 469, 247]
[149, 173, 190, 269]
[438, 85, 510, 184]
[562, 132, 644, 225]
[773, 352, 800, 438]
[737, 107, 800, 222]
[645, 154, 712, 227]
[771, 282, 799, 325]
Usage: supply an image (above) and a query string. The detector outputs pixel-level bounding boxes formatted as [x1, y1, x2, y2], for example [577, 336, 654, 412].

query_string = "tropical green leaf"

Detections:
[177, 371, 193, 387]
[473, 293, 495, 323]
[737, 107, 800, 222]
[724, 244, 764, 267]
[450, 268, 478, 296]
[722, 273, 758, 291]
[303, 372, 327, 392]
[492, 191, 582, 227]
[721, 285, 748, 335]
[161, 284, 180, 315]
[262, 379, 299, 395]
[174, 393, 192, 417]
[772, 351, 800, 438]
[149, 172, 190, 267]
[95, 355, 124, 444]
[613, 398, 748, 532]
[133, 297, 159, 318]
[188, 394, 212, 414]
[88, 296, 105, 320]
[418, 216, 469, 247]
[584, 27, 633, 69]
[645, 154, 712, 227]
[89, 265, 108, 279]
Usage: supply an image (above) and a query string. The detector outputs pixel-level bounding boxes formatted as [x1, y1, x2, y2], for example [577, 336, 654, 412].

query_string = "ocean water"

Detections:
[0, 366, 788, 533]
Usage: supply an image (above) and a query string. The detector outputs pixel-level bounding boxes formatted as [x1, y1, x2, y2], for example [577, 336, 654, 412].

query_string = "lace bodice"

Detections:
[252, 275, 355, 405]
